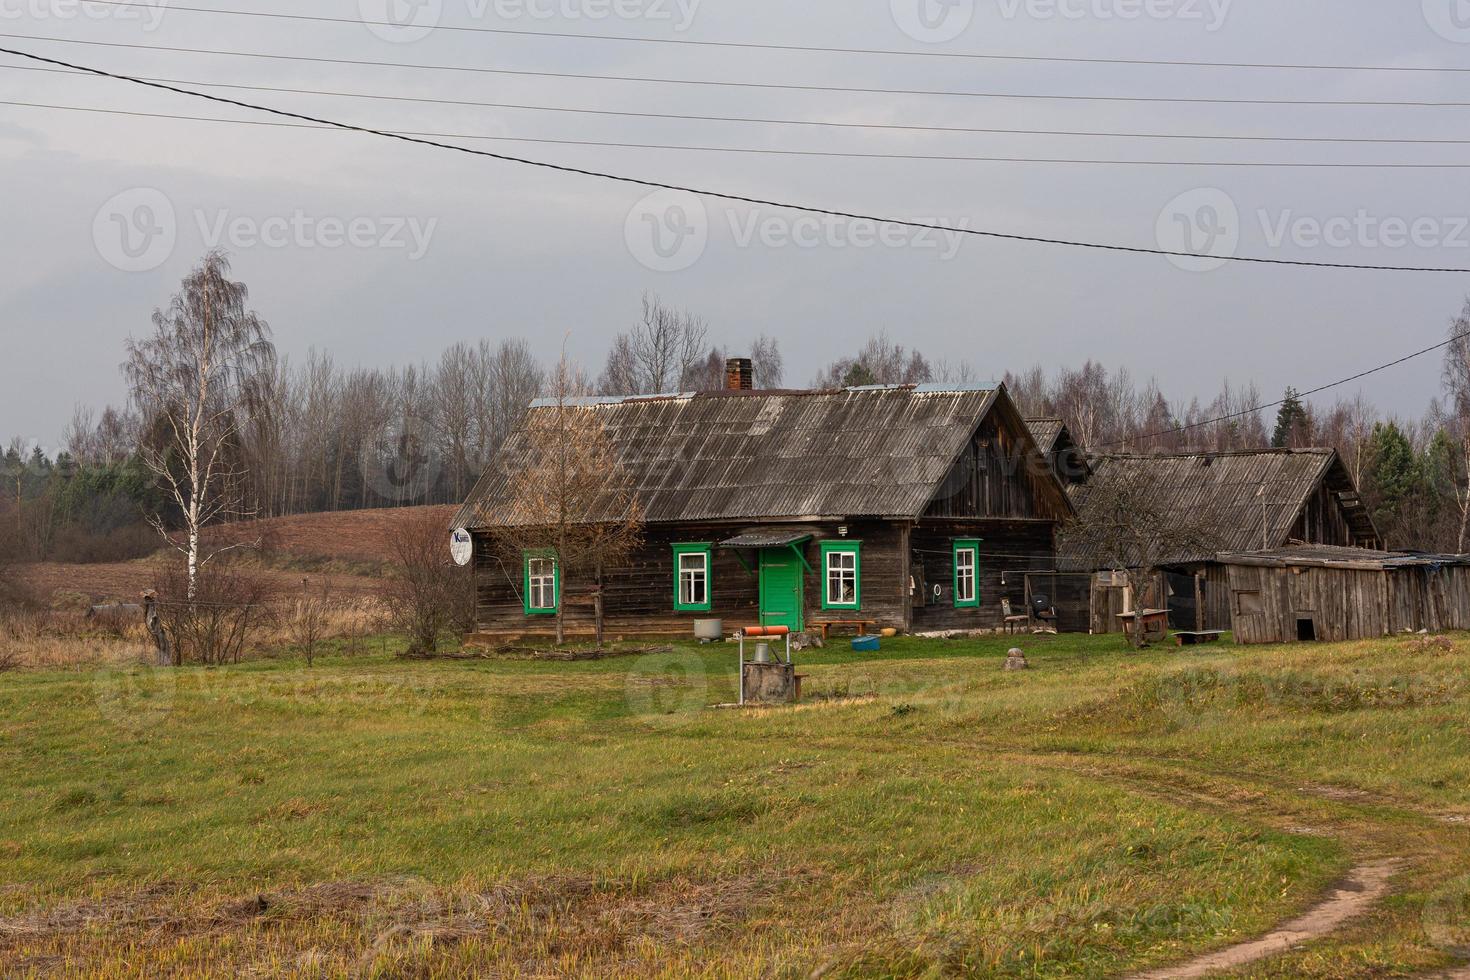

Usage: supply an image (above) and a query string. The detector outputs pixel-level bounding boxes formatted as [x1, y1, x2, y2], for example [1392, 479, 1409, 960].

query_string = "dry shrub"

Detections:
[153, 564, 273, 666]
[385, 509, 469, 656]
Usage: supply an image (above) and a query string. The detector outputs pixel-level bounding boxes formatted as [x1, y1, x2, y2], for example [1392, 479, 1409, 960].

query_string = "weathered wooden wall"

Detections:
[925, 415, 1067, 522]
[910, 519, 1056, 632]
[1225, 562, 1470, 644]
[473, 515, 1060, 638]
[472, 520, 913, 639]
[1290, 481, 1359, 550]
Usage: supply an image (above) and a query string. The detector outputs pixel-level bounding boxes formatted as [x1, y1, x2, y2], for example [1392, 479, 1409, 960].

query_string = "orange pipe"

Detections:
[742, 625, 790, 637]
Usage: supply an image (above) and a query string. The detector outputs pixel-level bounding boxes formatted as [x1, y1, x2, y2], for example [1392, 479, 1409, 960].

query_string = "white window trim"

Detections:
[528, 557, 557, 610]
[955, 548, 977, 604]
[678, 551, 709, 607]
[825, 549, 859, 608]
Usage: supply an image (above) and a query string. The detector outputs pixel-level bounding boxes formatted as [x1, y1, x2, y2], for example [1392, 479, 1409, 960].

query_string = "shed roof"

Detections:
[454, 384, 1055, 529]
[1059, 448, 1381, 568]
[1216, 544, 1470, 570]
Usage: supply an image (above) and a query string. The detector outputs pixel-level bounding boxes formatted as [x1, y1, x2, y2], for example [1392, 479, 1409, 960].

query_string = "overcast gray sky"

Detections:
[4, 0, 1470, 447]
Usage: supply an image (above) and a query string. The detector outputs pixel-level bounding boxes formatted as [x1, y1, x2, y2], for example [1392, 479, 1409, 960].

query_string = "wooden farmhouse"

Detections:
[1215, 545, 1470, 644]
[1058, 448, 1383, 633]
[452, 373, 1073, 641]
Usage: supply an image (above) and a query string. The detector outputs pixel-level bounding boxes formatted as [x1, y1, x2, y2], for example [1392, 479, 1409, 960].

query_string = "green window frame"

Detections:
[820, 540, 862, 610]
[953, 538, 981, 608]
[673, 543, 713, 612]
[522, 550, 560, 615]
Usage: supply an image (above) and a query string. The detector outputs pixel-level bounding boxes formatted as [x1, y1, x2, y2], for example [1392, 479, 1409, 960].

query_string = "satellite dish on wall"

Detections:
[450, 528, 473, 567]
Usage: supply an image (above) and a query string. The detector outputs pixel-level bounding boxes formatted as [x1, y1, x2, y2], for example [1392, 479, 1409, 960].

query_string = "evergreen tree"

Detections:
[1363, 421, 1435, 548]
[1272, 387, 1311, 448]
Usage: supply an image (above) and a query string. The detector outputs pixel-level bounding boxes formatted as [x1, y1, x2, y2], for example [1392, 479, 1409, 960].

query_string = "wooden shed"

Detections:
[453, 379, 1073, 641]
[1058, 448, 1382, 633]
[1215, 545, 1470, 644]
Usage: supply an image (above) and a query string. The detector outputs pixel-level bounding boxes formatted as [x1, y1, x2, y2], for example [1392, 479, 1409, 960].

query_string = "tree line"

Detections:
[6, 250, 1470, 567]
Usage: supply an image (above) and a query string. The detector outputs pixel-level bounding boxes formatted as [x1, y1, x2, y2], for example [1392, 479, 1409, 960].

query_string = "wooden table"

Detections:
[1116, 609, 1170, 644]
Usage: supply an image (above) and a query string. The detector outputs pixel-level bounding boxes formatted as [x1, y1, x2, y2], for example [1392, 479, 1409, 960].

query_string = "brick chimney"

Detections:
[725, 357, 753, 391]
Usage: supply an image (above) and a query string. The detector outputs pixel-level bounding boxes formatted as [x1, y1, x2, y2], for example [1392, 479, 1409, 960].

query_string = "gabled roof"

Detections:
[455, 383, 1061, 529]
[1025, 418, 1066, 454]
[1059, 448, 1381, 568]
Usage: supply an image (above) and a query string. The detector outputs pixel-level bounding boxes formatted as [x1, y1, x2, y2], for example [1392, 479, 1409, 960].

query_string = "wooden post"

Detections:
[141, 591, 172, 667]
[1194, 572, 1205, 632]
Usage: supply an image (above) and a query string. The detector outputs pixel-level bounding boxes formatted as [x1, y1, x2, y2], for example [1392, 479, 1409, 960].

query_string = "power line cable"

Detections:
[72, 0, 1470, 75]
[1095, 330, 1470, 447]
[12, 62, 1470, 145]
[11, 33, 1470, 109]
[5, 44, 1469, 274]
[19, 96, 1470, 168]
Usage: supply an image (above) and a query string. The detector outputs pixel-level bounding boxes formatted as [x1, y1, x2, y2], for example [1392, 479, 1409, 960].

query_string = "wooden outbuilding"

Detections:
[453, 376, 1073, 641]
[1057, 448, 1382, 633]
[1213, 545, 1470, 644]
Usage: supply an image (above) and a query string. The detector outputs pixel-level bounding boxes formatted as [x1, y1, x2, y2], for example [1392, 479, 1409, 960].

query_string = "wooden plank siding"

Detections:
[910, 520, 1057, 632]
[471, 520, 917, 640]
[1224, 562, 1470, 644]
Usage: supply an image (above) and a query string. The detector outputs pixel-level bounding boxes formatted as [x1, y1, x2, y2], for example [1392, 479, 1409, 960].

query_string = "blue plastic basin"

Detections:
[850, 635, 881, 653]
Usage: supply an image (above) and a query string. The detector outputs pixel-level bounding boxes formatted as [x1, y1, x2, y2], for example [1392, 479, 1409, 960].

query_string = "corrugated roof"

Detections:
[1217, 544, 1470, 569]
[1025, 418, 1065, 454]
[454, 385, 1004, 528]
[1059, 448, 1380, 568]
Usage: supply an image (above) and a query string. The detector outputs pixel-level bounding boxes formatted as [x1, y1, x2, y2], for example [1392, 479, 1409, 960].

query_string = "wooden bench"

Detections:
[809, 619, 876, 640]
[1173, 630, 1226, 647]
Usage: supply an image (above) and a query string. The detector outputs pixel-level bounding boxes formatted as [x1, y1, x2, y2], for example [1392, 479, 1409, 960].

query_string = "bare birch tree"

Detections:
[492, 351, 643, 646]
[124, 250, 275, 599]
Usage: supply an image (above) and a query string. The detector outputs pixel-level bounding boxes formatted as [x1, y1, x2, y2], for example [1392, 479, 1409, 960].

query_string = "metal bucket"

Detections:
[693, 618, 723, 641]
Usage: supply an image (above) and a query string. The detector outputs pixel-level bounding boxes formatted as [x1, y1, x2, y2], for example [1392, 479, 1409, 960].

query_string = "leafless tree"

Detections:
[153, 561, 271, 665]
[1061, 478, 1224, 648]
[124, 250, 275, 599]
[385, 506, 467, 655]
[288, 577, 332, 666]
[492, 351, 643, 646]
[598, 292, 709, 395]
[813, 331, 932, 388]
[750, 334, 784, 389]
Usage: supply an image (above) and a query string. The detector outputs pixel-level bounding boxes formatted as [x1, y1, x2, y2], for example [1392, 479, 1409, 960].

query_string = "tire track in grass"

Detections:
[1128, 859, 1401, 979]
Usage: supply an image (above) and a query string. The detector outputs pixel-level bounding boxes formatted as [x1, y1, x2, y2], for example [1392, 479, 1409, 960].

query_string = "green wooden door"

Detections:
[759, 548, 804, 632]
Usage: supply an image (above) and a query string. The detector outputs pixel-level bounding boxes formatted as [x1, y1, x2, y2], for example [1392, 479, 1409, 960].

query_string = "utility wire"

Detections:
[20, 97, 1470, 168]
[11, 34, 1470, 109]
[1095, 330, 1470, 448]
[72, 0, 1470, 75]
[4, 44, 1469, 274]
[13, 63, 1470, 146]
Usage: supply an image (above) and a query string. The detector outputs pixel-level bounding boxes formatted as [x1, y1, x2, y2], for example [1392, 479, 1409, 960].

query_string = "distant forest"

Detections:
[6, 255, 1470, 563]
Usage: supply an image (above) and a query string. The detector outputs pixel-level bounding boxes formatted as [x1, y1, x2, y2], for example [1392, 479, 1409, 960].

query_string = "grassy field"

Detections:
[2, 631, 1470, 977]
